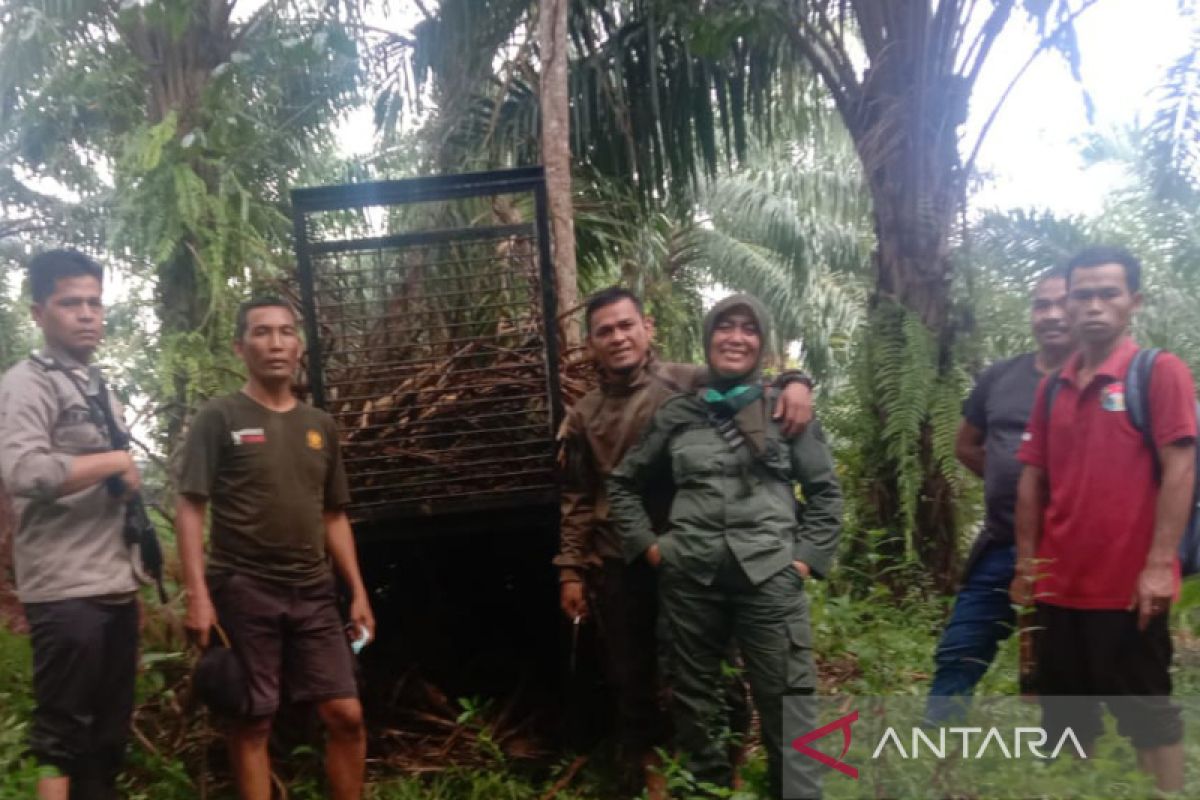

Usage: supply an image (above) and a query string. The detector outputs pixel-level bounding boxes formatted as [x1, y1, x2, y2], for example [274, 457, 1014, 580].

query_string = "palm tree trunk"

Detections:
[538, 0, 579, 345]
[863, 188, 961, 592]
[121, 3, 231, 450]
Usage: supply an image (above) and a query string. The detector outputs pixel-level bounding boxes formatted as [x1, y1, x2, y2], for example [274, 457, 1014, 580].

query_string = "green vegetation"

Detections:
[3, 1, 1200, 797]
[2, 582, 1198, 797]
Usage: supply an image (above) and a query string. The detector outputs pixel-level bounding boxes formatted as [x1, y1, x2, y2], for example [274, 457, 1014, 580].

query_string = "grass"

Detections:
[2, 578, 1199, 798]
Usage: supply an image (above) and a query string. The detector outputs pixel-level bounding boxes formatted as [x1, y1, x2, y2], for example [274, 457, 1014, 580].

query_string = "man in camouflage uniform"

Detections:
[554, 287, 814, 796]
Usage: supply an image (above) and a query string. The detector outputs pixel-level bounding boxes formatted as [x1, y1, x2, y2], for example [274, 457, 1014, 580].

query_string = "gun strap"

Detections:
[704, 404, 768, 499]
[52, 363, 120, 449]
[53, 363, 168, 602]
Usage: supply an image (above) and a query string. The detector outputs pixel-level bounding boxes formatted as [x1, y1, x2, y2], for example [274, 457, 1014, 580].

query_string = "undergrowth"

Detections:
[1, 577, 1198, 798]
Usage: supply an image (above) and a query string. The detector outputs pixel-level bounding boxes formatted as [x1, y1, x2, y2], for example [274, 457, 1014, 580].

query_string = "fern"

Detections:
[930, 367, 968, 485]
[843, 301, 970, 563]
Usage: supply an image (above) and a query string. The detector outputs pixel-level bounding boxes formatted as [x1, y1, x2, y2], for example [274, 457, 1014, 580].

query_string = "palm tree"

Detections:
[382, 0, 1100, 586]
[679, 115, 872, 382]
[0, 0, 363, 446]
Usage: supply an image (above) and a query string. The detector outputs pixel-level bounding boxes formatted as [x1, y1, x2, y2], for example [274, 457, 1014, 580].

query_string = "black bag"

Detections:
[192, 623, 251, 717]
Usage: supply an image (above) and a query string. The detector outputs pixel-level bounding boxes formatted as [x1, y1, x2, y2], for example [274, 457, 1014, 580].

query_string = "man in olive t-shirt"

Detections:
[180, 392, 349, 585]
[176, 296, 374, 800]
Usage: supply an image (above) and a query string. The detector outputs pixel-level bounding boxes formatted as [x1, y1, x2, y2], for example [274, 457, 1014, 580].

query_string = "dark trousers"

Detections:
[590, 558, 669, 763]
[1035, 604, 1181, 750]
[659, 551, 818, 800]
[23, 597, 139, 799]
[925, 543, 1016, 724]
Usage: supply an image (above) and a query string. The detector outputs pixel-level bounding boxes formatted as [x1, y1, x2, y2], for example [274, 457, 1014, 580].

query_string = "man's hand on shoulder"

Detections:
[774, 380, 814, 437]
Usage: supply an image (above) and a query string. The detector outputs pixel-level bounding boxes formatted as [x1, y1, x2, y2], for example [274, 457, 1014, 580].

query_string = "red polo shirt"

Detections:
[1017, 337, 1196, 609]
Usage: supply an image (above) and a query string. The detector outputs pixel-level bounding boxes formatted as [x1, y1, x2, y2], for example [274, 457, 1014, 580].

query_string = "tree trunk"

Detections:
[857, 193, 962, 593]
[831, 20, 969, 591]
[0, 487, 25, 633]
[538, 0, 579, 346]
[158, 244, 207, 447]
[123, 3, 232, 451]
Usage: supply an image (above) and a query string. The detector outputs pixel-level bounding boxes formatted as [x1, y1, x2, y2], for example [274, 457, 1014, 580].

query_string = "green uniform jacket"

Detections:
[607, 391, 843, 586]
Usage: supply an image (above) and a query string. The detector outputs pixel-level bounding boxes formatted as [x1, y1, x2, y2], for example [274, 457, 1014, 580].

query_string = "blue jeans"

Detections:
[924, 542, 1015, 724]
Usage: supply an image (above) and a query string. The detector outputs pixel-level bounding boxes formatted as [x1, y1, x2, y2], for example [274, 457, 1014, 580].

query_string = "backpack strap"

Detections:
[1124, 348, 1162, 482]
[1041, 369, 1062, 481]
[1043, 369, 1063, 418]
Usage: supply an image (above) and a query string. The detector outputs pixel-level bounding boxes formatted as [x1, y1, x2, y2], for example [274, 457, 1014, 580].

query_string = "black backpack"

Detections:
[1044, 348, 1200, 575]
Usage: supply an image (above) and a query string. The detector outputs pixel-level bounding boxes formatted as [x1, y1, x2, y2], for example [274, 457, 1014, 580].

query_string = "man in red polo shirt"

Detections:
[1013, 245, 1194, 793]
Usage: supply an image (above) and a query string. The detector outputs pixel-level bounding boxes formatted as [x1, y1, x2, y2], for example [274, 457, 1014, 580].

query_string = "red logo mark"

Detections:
[791, 710, 859, 779]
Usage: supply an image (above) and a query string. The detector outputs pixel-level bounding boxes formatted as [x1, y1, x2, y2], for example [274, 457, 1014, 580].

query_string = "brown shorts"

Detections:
[209, 570, 358, 717]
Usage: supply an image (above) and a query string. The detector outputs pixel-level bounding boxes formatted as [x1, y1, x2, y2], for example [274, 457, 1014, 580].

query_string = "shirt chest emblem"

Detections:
[1100, 383, 1126, 412]
[231, 427, 266, 445]
[306, 429, 323, 450]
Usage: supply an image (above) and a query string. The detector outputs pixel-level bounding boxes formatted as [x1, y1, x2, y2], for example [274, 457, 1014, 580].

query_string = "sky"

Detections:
[335, 0, 1194, 219]
[965, 0, 1192, 215]
[18, 1, 1191, 222]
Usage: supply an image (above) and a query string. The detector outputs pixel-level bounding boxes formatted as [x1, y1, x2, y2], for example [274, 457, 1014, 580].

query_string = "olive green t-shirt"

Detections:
[179, 392, 351, 586]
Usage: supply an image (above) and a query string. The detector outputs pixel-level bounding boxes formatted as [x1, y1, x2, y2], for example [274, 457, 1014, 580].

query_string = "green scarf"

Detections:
[702, 383, 763, 416]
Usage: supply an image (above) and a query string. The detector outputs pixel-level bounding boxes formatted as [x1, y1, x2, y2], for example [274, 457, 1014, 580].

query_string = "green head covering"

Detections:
[700, 294, 775, 470]
[702, 293, 772, 391]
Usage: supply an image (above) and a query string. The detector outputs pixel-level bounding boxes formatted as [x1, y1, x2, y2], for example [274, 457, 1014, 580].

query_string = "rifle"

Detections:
[62, 364, 168, 603]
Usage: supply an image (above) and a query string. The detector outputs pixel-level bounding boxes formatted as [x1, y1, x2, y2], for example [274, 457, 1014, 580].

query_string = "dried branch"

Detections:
[538, 755, 589, 800]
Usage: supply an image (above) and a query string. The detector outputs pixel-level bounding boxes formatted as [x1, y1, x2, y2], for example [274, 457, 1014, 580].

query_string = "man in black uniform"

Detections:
[925, 270, 1074, 722]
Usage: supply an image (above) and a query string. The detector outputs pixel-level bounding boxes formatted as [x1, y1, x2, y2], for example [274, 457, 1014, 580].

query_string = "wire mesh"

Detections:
[293, 173, 560, 521]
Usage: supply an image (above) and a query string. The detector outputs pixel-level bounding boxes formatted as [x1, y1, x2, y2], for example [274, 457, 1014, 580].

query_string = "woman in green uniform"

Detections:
[608, 294, 843, 799]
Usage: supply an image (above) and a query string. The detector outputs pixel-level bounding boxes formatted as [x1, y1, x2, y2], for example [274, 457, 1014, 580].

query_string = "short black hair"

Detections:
[1032, 266, 1068, 294]
[27, 249, 103, 303]
[1035, 266, 1067, 285]
[1065, 245, 1142, 293]
[235, 295, 297, 340]
[584, 286, 644, 333]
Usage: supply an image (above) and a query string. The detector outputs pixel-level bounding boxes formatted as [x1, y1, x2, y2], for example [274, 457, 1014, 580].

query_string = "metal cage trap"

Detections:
[291, 167, 563, 523]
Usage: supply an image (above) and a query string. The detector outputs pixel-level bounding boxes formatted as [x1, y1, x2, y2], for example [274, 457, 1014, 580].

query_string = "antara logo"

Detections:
[870, 726, 1087, 760]
[791, 711, 1087, 779]
[791, 711, 859, 779]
